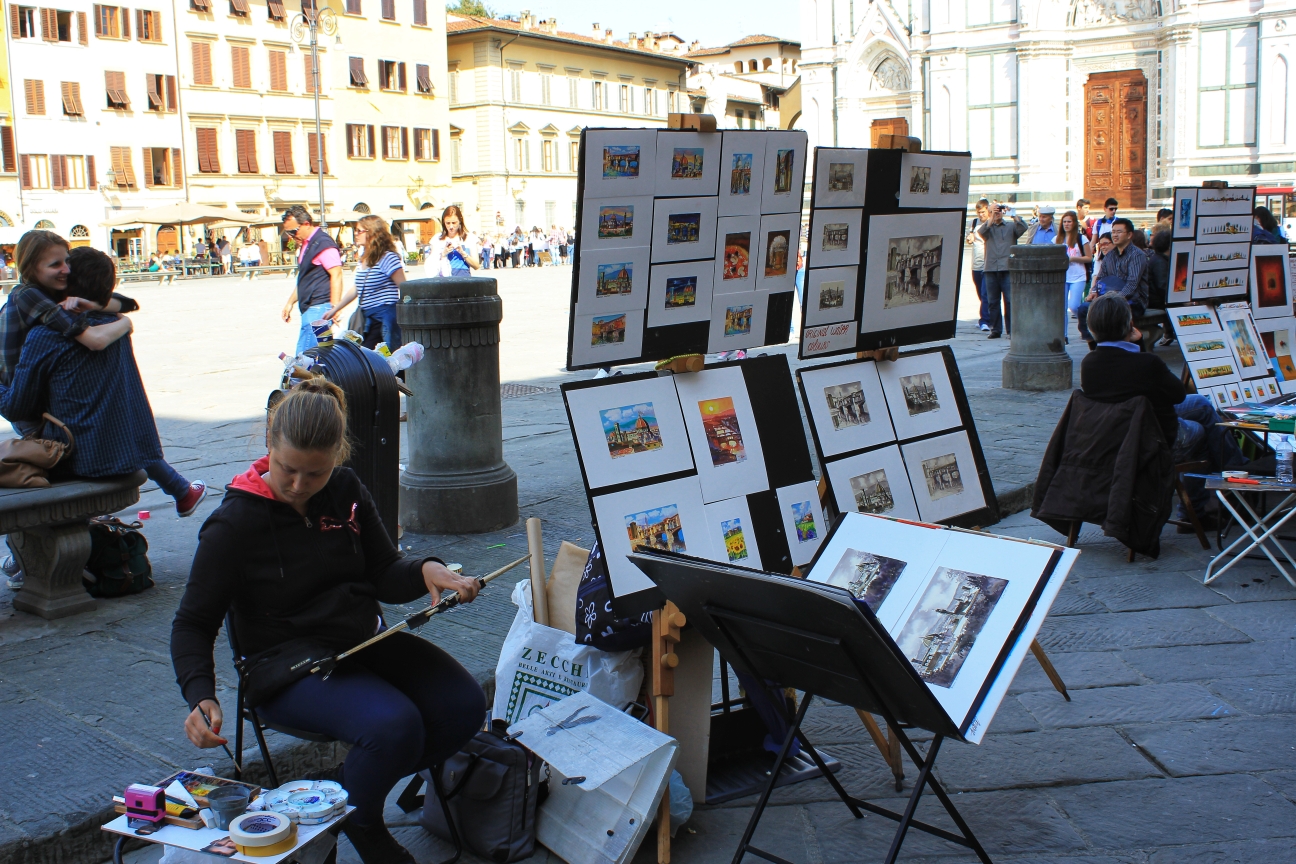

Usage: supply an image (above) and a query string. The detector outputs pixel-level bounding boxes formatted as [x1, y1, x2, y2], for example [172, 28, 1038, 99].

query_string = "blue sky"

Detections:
[472, 1, 799, 48]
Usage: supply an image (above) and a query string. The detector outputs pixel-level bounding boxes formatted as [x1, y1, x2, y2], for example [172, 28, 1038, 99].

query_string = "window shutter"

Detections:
[431, 128, 439, 160]
[165, 75, 177, 111]
[86, 153, 95, 186]
[40, 8, 54, 41]
[19, 155, 31, 189]
[9, 4, 19, 38]
[413, 0, 426, 25]
[142, 146, 154, 186]
[77, 11, 86, 43]
[398, 62, 406, 92]
[146, 74, 161, 110]
[232, 46, 250, 89]
[134, 9, 141, 38]
[267, 0, 285, 20]
[197, 127, 219, 173]
[193, 42, 212, 86]
[345, 124, 354, 157]
[24, 80, 36, 114]
[273, 130, 291, 173]
[34, 80, 45, 114]
[380, 0, 393, 19]
[349, 56, 367, 87]
[269, 50, 286, 91]
[401, 126, 408, 159]
[303, 53, 316, 93]
[120, 6, 129, 38]
[367, 125, 374, 158]
[170, 148, 181, 186]
[0, 127, 14, 173]
[61, 82, 74, 115]
[379, 126, 388, 159]
[49, 154, 63, 189]
[308, 131, 324, 174]
[416, 64, 430, 94]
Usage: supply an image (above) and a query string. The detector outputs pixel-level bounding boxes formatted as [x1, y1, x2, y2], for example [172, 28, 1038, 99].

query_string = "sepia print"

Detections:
[921, 452, 963, 501]
[849, 468, 894, 515]
[827, 547, 907, 610]
[884, 235, 943, 308]
[896, 568, 1008, 687]
[823, 382, 869, 430]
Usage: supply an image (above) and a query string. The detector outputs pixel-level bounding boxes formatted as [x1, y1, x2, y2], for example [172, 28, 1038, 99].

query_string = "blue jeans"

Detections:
[296, 302, 332, 356]
[258, 632, 485, 827]
[1173, 394, 1246, 515]
[360, 303, 402, 351]
[982, 271, 1011, 335]
[145, 458, 191, 499]
[973, 270, 989, 328]
[1066, 280, 1086, 319]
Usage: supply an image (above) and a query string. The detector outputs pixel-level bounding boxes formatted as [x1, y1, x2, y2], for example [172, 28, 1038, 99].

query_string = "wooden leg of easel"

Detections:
[653, 602, 684, 864]
[1066, 521, 1080, 548]
[855, 709, 904, 792]
[1030, 639, 1070, 702]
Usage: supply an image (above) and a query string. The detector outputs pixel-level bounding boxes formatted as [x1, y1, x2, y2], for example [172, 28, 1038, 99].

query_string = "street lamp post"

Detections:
[291, 4, 337, 226]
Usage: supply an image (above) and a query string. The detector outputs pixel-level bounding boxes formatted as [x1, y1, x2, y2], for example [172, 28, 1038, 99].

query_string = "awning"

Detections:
[100, 202, 260, 227]
[1258, 187, 1293, 195]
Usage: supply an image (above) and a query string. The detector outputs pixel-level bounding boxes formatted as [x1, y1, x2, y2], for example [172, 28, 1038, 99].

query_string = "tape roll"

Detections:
[229, 812, 293, 847]
[235, 825, 298, 857]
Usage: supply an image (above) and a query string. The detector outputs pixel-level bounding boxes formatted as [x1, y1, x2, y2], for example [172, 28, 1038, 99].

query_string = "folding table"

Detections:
[1203, 475, 1296, 586]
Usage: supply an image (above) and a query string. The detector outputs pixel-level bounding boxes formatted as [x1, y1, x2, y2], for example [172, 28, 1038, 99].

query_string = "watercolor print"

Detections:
[600, 403, 663, 458]
[823, 222, 850, 252]
[828, 548, 907, 611]
[665, 276, 697, 308]
[1196, 215, 1251, 244]
[764, 230, 791, 277]
[1181, 335, 1228, 359]
[1168, 244, 1191, 298]
[895, 567, 1009, 688]
[825, 381, 870, 430]
[900, 372, 940, 415]
[885, 234, 943, 308]
[773, 148, 794, 193]
[591, 313, 627, 346]
[720, 517, 749, 562]
[724, 303, 754, 337]
[940, 168, 961, 195]
[791, 500, 818, 543]
[1196, 186, 1254, 216]
[1255, 254, 1288, 310]
[829, 162, 854, 191]
[1169, 307, 1220, 333]
[1226, 319, 1261, 369]
[671, 147, 704, 178]
[667, 211, 702, 245]
[698, 397, 747, 466]
[1176, 189, 1195, 232]
[722, 232, 752, 280]
[603, 145, 640, 178]
[922, 452, 964, 501]
[597, 205, 634, 239]
[731, 153, 753, 194]
[595, 261, 634, 297]
[1260, 326, 1296, 379]
[1194, 242, 1249, 271]
[909, 166, 930, 195]
[850, 468, 896, 515]
[625, 504, 686, 553]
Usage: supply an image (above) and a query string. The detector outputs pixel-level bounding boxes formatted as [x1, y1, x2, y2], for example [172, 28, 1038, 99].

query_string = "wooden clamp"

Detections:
[655, 353, 706, 374]
[876, 133, 923, 153]
[667, 113, 717, 132]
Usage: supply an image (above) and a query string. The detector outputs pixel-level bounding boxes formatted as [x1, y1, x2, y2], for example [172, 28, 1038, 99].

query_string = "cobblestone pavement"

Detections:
[0, 268, 1272, 864]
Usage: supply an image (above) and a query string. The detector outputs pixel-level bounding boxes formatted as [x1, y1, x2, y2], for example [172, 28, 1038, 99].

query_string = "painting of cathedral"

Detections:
[595, 262, 634, 297]
[600, 403, 664, 458]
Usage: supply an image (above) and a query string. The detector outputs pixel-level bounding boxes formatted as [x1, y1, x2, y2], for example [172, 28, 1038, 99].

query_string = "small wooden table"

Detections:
[103, 808, 350, 864]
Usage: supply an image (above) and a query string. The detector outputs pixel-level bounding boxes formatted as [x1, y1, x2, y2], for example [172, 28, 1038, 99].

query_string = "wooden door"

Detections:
[1084, 71, 1147, 210]
[871, 117, 909, 146]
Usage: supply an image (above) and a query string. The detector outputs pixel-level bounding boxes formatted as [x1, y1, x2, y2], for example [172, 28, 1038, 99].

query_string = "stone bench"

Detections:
[239, 265, 298, 281]
[0, 470, 145, 619]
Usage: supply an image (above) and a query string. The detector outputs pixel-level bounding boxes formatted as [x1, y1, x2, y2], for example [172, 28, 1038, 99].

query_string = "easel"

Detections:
[634, 551, 1003, 864]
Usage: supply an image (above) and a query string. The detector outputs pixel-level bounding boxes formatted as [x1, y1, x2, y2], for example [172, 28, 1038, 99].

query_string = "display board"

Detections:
[796, 346, 1000, 529]
[802, 512, 1076, 741]
[566, 128, 808, 371]
[1170, 302, 1286, 407]
[799, 147, 972, 358]
[1167, 185, 1258, 305]
[562, 354, 819, 611]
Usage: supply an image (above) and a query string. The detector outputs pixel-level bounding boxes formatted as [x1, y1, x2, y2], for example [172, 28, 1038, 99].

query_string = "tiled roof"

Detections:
[445, 15, 691, 64]
[685, 34, 799, 58]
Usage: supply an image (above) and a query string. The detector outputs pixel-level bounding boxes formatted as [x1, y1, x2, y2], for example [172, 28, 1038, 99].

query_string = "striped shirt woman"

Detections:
[326, 215, 406, 350]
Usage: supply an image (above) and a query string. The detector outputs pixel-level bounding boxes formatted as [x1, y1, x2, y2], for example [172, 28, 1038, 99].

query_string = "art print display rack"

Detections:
[800, 146, 973, 357]
[630, 511, 1078, 864]
[566, 126, 808, 370]
[797, 345, 1001, 530]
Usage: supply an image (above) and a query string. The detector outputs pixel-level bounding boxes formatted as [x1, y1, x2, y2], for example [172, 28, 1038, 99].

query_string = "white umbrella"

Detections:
[100, 202, 260, 227]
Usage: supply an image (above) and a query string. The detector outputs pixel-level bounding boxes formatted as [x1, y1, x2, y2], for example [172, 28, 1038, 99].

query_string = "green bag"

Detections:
[84, 517, 153, 598]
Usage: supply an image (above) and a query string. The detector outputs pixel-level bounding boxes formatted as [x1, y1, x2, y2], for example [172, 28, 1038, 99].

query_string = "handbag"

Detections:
[575, 541, 653, 651]
[400, 721, 544, 864]
[237, 637, 332, 709]
[84, 517, 154, 597]
[0, 413, 73, 488]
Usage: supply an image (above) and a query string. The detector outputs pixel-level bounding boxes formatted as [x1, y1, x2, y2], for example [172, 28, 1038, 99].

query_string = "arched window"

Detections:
[353, 202, 371, 214]
[1270, 55, 1289, 145]
[0, 211, 12, 227]
[762, 57, 772, 70]
[748, 60, 758, 72]
[70, 225, 90, 238]
[791, 60, 797, 73]
[34, 219, 55, 229]
[734, 61, 743, 73]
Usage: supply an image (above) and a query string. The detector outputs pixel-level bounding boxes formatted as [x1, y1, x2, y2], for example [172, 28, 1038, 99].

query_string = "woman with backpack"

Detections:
[171, 380, 485, 864]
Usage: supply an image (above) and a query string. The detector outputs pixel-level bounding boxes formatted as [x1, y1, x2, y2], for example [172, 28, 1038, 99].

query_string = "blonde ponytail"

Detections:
[268, 379, 351, 462]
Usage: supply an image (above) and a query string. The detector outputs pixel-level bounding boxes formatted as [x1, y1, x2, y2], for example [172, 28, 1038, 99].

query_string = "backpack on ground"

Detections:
[84, 517, 153, 598]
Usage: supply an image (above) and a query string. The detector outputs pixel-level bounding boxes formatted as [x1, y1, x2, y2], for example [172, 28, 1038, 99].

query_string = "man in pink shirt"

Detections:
[280, 206, 343, 355]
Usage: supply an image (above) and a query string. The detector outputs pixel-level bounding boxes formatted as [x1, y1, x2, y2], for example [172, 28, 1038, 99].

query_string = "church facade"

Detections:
[798, 0, 1296, 214]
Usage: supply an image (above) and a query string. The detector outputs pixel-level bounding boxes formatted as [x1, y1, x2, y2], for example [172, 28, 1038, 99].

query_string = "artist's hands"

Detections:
[422, 560, 481, 605]
[184, 699, 227, 749]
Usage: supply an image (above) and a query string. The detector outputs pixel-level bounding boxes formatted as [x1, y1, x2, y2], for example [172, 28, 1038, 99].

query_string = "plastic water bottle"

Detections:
[1278, 437, 1294, 484]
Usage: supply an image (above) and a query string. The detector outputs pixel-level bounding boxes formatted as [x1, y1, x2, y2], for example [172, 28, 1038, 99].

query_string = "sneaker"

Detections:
[979, 323, 991, 332]
[2, 555, 22, 590]
[176, 481, 209, 518]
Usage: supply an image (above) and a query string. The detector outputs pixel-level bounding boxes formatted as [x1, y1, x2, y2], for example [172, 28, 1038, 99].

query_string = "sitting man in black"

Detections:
[1081, 293, 1244, 527]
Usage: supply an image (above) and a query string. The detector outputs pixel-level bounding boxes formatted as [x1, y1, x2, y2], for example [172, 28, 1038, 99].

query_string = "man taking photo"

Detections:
[975, 203, 1027, 339]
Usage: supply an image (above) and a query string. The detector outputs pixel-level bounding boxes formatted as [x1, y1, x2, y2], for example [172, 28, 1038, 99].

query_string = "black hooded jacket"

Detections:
[170, 458, 433, 709]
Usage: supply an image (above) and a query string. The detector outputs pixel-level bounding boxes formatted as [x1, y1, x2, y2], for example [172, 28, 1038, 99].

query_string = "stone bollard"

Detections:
[397, 276, 518, 534]
[1003, 245, 1073, 391]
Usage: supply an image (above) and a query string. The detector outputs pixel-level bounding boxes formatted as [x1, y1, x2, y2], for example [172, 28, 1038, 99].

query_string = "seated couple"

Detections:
[0, 232, 205, 514]
[1081, 293, 1245, 527]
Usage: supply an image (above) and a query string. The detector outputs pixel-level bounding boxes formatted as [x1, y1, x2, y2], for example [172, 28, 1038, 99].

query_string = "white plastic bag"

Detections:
[492, 580, 642, 725]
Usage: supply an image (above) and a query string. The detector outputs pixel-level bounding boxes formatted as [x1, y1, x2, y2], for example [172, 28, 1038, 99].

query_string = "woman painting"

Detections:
[1055, 210, 1092, 337]
[327, 215, 406, 350]
[431, 205, 481, 276]
[171, 380, 485, 864]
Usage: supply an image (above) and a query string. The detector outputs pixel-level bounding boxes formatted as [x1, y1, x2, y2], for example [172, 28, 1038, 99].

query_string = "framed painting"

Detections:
[1196, 186, 1255, 217]
[703, 495, 764, 571]
[1218, 304, 1270, 379]
[824, 445, 920, 524]
[675, 365, 769, 503]
[591, 477, 711, 598]
[649, 196, 720, 264]
[646, 261, 715, 327]
[1168, 305, 1222, 336]
[717, 131, 768, 217]
[897, 152, 972, 209]
[713, 214, 761, 295]
[803, 266, 859, 327]
[859, 210, 965, 333]
[580, 196, 656, 252]
[1196, 214, 1252, 245]
[1254, 317, 1296, 382]
[575, 246, 651, 316]
[582, 129, 659, 198]
[774, 480, 827, 567]
[797, 359, 895, 457]
[1186, 356, 1241, 389]
[900, 431, 988, 524]
[876, 350, 962, 440]
[570, 309, 646, 367]
[1250, 245, 1294, 319]
[808, 208, 864, 268]
[563, 374, 695, 491]
[1167, 241, 1194, 305]
[653, 130, 722, 197]
[707, 291, 769, 353]
[754, 212, 801, 292]
[812, 148, 869, 209]
[1172, 187, 1198, 239]
[1192, 241, 1250, 273]
[761, 131, 808, 214]
[1191, 267, 1248, 301]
